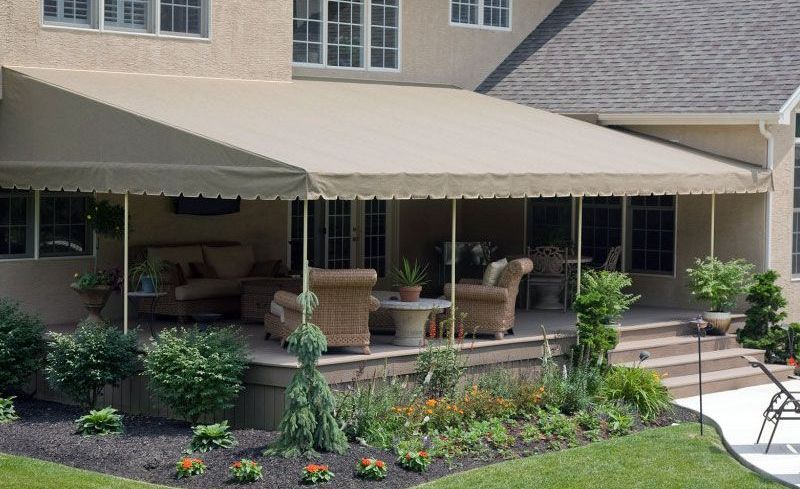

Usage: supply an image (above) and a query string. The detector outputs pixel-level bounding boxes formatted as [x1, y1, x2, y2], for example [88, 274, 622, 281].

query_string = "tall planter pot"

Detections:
[702, 311, 732, 335]
[70, 284, 112, 322]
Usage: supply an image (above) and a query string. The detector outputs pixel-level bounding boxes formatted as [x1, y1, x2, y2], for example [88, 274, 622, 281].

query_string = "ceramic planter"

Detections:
[70, 284, 112, 321]
[139, 276, 156, 293]
[398, 286, 422, 302]
[703, 311, 732, 335]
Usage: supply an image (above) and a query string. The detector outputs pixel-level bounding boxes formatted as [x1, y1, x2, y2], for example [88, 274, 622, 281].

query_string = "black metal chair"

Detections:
[742, 355, 800, 453]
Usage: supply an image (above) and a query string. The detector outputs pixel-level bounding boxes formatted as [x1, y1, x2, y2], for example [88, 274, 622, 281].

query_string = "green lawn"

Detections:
[417, 423, 783, 489]
[0, 453, 172, 489]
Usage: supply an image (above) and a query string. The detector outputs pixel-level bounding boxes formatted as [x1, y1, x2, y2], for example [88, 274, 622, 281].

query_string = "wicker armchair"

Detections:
[266, 268, 380, 354]
[444, 258, 533, 340]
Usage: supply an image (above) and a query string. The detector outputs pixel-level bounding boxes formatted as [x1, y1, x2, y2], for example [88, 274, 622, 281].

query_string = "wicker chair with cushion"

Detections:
[266, 268, 380, 354]
[444, 258, 533, 340]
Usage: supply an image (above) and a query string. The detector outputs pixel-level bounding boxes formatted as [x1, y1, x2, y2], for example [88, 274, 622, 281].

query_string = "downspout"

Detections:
[759, 120, 775, 271]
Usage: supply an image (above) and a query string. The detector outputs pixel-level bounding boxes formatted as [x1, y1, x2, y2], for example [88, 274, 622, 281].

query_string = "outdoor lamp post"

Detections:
[690, 317, 709, 435]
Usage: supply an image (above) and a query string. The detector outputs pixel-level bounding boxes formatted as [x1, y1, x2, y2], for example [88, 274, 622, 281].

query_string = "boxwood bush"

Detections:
[0, 298, 46, 393]
[144, 327, 248, 424]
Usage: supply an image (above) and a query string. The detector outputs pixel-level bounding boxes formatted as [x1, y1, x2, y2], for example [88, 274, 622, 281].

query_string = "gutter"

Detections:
[759, 120, 775, 271]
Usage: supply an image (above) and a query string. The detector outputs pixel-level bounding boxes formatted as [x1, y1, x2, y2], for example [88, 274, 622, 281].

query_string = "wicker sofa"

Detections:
[134, 242, 286, 321]
[265, 268, 380, 354]
[444, 258, 533, 339]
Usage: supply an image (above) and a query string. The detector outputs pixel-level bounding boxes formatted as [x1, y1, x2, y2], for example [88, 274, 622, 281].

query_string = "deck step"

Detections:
[617, 321, 693, 342]
[609, 334, 739, 364]
[618, 348, 764, 377]
[664, 364, 794, 398]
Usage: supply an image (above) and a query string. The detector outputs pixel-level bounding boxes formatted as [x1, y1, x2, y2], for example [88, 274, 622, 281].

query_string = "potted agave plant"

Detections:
[686, 256, 754, 334]
[390, 258, 430, 302]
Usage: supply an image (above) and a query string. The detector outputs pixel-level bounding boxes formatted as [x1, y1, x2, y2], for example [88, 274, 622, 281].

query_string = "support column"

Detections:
[450, 198, 457, 344]
[301, 196, 310, 324]
[123, 193, 129, 334]
[576, 196, 583, 296]
[710, 193, 716, 258]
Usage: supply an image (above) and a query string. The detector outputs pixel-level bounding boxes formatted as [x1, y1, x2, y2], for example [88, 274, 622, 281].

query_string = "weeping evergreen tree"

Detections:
[265, 291, 348, 457]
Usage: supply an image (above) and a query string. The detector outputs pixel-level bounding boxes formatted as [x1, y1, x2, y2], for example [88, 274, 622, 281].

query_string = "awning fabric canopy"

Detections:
[0, 66, 771, 200]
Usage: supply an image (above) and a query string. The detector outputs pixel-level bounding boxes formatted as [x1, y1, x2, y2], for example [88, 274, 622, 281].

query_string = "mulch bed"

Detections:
[0, 397, 698, 488]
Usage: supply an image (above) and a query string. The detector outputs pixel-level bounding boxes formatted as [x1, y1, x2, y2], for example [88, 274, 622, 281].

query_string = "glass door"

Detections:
[325, 200, 355, 269]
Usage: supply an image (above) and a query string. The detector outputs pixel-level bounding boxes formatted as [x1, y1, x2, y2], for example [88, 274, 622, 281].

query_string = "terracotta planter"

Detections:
[703, 311, 732, 335]
[71, 284, 112, 321]
[398, 286, 422, 302]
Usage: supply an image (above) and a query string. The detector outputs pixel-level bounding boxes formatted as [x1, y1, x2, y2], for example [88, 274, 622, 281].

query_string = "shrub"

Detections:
[176, 457, 206, 479]
[535, 355, 602, 415]
[600, 366, 671, 422]
[46, 319, 139, 410]
[738, 271, 793, 362]
[392, 398, 465, 433]
[302, 464, 334, 484]
[415, 343, 464, 398]
[474, 369, 520, 399]
[744, 323, 800, 364]
[356, 458, 388, 480]
[0, 396, 19, 423]
[397, 450, 432, 472]
[459, 385, 516, 421]
[145, 327, 248, 424]
[686, 257, 754, 312]
[335, 375, 416, 447]
[573, 271, 639, 362]
[532, 407, 577, 448]
[0, 298, 46, 393]
[189, 421, 237, 453]
[75, 406, 124, 436]
[230, 459, 263, 483]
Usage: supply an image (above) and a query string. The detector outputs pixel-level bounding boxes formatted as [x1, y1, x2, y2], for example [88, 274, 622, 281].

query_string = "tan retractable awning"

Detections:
[0, 66, 771, 200]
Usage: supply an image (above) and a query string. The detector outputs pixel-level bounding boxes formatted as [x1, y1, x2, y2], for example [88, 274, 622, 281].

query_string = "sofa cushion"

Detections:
[189, 261, 217, 279]
[203, 245, 256, 279]
[174, 278, 241, 301]
[147, 245, 203, 278]
[169, 262, 188, 286]
[270, 300, 285, 323]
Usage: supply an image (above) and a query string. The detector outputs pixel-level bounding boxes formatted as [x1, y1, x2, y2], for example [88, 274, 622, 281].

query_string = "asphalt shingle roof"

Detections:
[478, 0, 800, 115]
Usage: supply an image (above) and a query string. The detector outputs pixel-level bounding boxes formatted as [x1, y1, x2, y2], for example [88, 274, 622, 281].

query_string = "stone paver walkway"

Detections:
[676, 380, 800, 487]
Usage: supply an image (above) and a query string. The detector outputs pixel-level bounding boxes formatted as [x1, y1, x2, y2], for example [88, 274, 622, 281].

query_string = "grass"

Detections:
[417, 423, 783, 489]
[0, 453, 172, 489]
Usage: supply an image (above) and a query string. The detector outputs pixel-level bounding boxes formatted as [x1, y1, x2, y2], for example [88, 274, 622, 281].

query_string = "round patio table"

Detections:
[379, 297, 452, 347]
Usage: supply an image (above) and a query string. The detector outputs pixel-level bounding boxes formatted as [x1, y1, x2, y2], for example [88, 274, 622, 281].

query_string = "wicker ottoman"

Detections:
[240, 278, 303, 323]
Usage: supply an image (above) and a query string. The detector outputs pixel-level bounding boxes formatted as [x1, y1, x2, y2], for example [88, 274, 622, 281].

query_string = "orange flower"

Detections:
[426, 399, 438, 407]
[375, 460, 385, 469]
[790, 357, 797, 367]
[181, 459, 192, 470]
[419, 451, 429, 458]
[361, 458, 371, 467]
[233, 461, 242, 469]
[405, 453, 412, 460]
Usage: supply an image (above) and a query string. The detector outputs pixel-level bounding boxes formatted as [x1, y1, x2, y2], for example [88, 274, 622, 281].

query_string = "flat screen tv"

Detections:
[174, 196, 241, 216]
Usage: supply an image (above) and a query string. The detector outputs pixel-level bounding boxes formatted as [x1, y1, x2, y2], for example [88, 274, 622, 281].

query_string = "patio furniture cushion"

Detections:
[147, 245, 203, 278]
[174, 278, 241, 301]
[189, 261, 217, 279]
[202, 245, 255, 279]
[168, 262, 188, 286]
[270, 300, 285, 322]
[482, 258, 508, 286]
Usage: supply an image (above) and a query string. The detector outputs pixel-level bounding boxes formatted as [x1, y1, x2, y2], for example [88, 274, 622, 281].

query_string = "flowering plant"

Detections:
[176, 457, 206, 479]
[301, 463, 334, 484]
[392, 398, 464, 432]
[230, 459, 263, 483]
[355, 458, 388, 480]
[72, 269, 123, 292]
[460, 385, 516, 420]
[397, 450, 432, 473]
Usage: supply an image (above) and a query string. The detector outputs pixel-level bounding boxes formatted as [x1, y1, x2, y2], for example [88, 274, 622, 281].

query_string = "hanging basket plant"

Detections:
[86, 198, 125, 241]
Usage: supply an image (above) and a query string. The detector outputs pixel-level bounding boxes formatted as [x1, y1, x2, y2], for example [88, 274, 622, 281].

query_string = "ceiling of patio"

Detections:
[0, 66, 772, 200]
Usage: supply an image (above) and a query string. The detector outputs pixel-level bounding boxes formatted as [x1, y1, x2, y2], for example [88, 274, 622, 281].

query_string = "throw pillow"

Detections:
[189, 262, 217, 279]
[250, 259, 281, 277]
[482, 258, 508, 286]
[169, 262, 187, 286]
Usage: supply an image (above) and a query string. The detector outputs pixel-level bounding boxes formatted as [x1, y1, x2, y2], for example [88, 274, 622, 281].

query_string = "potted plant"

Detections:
[71, 270, 123, 321]
[686, 256, 754, 334]
[390, 258, 430, 302]
[573, 270, 640, 362]
[130, 257, 168, 293]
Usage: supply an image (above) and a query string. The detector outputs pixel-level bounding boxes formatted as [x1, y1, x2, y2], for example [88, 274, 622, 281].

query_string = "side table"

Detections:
[127, 291, 167, 338]
[379, 297, 452, 347]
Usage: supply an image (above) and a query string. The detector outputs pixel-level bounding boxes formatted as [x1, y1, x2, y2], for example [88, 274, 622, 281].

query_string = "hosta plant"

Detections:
[189, 420, 237, 453]
[176, 457, 206, 479]
[397, 450, 432, 473]
[75, 407, 124, 436]
[356, 458, 388, 480]
[0, 396, 19, 424]
[302, 464, 335, 484]
[230, 459, 263, 483]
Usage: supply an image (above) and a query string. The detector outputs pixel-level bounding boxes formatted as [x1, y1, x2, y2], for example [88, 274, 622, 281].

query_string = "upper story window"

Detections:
[293, 0, 400, 71]
[43, 0, 209, 38]
[450, 0, 510, 30]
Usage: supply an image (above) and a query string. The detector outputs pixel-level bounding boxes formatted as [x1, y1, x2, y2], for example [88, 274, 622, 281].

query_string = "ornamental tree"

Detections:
[266, 291, 347, 457]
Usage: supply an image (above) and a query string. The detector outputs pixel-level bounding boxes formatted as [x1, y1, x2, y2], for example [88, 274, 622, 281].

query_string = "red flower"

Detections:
[232, 461, 242, 469]
[419, 451, 429, 458]
[361, 458, 371, 467]
[375, 460, 385, 469]
[405, 453, 412, 460]
[789, 357, 797, 367]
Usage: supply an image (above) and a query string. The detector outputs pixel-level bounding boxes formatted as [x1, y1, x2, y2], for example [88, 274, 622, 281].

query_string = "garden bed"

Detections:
[0, 397, 696, 488]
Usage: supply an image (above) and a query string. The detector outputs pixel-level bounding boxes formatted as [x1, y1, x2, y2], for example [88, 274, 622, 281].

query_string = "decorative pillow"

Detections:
[270, 300, 285, 323]
[202, 245, 256, 279]
[482, 258, 508, 287]
[189, 262, 217, 279]
[169, 262, 188, 286]
[250, 259, 282, 278]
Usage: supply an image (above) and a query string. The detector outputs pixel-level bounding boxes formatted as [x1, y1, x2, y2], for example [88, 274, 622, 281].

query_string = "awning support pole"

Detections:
[576, 196, 583, 297]
[710, 194, 716, 258]
[302, 196, 310, 324]
[123, 193, 129, 334]
[450, 198, 457, 345]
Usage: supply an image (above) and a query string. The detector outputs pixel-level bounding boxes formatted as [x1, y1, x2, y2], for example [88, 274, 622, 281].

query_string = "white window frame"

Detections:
[41, 0, 212, 41]
[449, 0, 512, 32]
[624, 195, 678, 279]
[792, 115, 800, 280]
[292, 0, 402, 72]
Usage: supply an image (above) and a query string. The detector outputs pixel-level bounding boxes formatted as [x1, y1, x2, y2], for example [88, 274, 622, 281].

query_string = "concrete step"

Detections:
[617, 314, 746, 342]
[608, 334, 739, 364]
[665, 364, 795, 398]
[618, 348, 765, 378]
